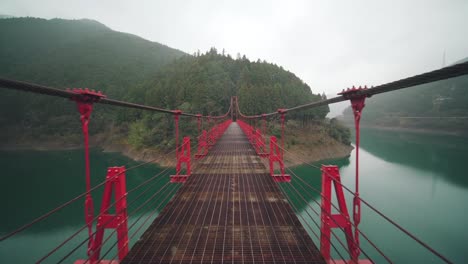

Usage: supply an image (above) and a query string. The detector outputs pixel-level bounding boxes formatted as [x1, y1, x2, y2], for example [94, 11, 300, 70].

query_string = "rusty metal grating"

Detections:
[122, 123, 325, 264]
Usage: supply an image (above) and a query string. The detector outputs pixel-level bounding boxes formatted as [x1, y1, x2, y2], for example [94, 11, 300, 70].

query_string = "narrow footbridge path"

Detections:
[3, 62, 465, 263]
[122, 122, 325, 264]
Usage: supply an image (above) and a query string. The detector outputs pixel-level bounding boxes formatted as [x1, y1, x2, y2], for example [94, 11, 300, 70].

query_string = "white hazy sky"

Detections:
[1, 0, 468, 95]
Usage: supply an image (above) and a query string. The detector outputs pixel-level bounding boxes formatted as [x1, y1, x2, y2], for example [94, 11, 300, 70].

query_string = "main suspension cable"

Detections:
[236, 61, 468, 118]
[277, 145, 452, 264]
[0, 78, 231, 119]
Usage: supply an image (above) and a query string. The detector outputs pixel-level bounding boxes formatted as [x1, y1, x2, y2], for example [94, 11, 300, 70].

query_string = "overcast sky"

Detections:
[1, 0, 468, 95]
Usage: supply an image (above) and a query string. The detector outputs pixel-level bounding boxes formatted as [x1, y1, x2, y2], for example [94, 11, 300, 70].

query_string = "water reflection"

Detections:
[286, 157, 351, 212]
[288, 128, 468, 263]
[0, 149, 175, 263]
[358, 129, 468, 188]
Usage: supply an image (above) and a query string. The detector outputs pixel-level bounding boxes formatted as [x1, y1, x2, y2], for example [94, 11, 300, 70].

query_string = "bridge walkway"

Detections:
[122, 122, 325, 264]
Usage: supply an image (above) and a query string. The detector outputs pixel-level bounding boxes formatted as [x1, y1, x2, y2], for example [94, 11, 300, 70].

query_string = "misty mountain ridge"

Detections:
[0, 17, 186, 97]
[453, 57, 468, 64]
[340, 56, 468, 134]
[0, 17, 350, 151]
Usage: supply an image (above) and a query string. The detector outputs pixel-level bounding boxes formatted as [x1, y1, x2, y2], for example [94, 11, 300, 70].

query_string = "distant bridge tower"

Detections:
[231, 96, 238, 121]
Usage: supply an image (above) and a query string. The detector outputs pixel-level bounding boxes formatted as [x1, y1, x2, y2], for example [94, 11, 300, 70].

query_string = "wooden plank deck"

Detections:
[122, 122, 325, 264]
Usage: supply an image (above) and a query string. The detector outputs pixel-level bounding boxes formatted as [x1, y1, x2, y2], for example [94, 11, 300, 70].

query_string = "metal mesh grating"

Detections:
[122, 123, 325, 264]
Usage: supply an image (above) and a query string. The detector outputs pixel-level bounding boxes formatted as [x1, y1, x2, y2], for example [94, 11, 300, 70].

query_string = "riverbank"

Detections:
[358, 124, 468, 137]
[338, 119, 468, 137]
[0, 132, 178, 167]
[281, 124, 353, 166]
[0, 124, 354, 167]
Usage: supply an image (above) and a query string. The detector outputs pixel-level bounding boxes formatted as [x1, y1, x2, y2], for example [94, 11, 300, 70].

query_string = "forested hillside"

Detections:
[121, 48, 332, 148]
[341, 58, 468, 134]
[0, 17, 350, 155]
[0, 17, 185, 96]
[0, 17, 185, 140]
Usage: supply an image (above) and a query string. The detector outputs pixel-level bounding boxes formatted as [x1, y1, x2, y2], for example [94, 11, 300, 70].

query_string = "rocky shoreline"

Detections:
[1, 140, 353, 168]
[0, 128, 354, 167]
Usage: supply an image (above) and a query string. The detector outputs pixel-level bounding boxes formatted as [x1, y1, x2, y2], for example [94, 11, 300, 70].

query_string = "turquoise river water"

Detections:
[0, 128, 467, 263]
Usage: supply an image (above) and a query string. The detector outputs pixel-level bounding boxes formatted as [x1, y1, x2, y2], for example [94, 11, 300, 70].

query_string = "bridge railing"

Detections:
[0, 80, 233, 263]
[237, 106, 457, 263]
[1, 60, 467, 263]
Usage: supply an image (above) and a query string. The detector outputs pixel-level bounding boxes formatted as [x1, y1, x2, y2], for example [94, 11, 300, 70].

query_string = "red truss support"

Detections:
[237, 119, 252, 139]
[196, 119, 231, 160]
[90, 167, 129, 263]
[269, 136, 290, 182]
[188, 117, 231, 162]
[320, 165, 371, 264]
[238, 116, 289, 182]
[195, 130, 208, 159]
[170, 137, 191, 183]
[254, 129, 268, 157]
[69, 88, 105, 260]
[320, 165, 355, 262]
[238, 119, 268, 157]
[338, 86, 369, 259]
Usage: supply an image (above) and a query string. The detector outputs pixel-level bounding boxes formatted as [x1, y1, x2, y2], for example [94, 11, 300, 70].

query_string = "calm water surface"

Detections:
[287, 129, 468, 263]
[1, 128, 467, 263]
[0, 149, 177, 263]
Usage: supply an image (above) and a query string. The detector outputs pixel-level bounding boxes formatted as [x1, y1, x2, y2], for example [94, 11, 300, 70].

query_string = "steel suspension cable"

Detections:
[108, 183, 180, 262]
[172, 157, 223, 263]
[180, 154, 224, 263]
[240, 169, 265, 264]
[277, 182, 343, 264]
[89, 181, 179, 264]
[284, 166, 392, 263]
[0, 175, 113, 242]
[203, 161, 229, 264]
[236, 61, 468, 118]
[280, 172, 376, 263]
[53, 167, 175, 264]
[144, 163, 213, 263]
[126, 152, 214, 263]
[239, 122, 349, 261]
[259, 170, 318, 262]
[189, 142, 229, 264]
[277, 145, 452, 263]
[0, 78, 231, 119]
[249, 168, 288, 262]
[36, 167, 172, 263]
[1, 146, 179, 243]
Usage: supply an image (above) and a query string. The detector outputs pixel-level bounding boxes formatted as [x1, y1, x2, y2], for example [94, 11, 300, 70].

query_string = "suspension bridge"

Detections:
[0, 61, 467, 264]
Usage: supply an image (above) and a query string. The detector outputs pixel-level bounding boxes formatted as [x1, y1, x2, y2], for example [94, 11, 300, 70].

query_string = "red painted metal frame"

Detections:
[195, 120, 231, 160]
[239, 118, 289, 182]
[237, 119, 268, 157]
[94, 167, 129, 262]
[76, 167, 129, 264]
[70, 88, 105, 259]
[170, 137, 192, 183]
[338, 86, 368, 259]
[254, 129, 268, 157]
[320, 166, 372, 264]
[72, 89, 130, 263]
[195, 130, 208, 159]
[320, 165, 356, 261]
[269, 136, 290, 182]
